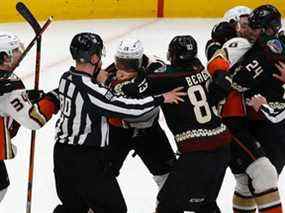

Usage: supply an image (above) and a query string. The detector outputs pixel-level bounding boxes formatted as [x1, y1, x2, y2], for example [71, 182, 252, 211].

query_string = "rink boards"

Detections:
[0, 0, 285, 22]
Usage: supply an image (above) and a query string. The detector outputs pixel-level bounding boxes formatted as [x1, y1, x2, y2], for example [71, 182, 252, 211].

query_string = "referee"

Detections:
[53, 32, 185, 213]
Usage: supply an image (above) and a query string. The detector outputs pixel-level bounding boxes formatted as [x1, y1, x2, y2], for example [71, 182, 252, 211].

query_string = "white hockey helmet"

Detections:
[0, 32, 22, 58]
[223, 6, 252, 23]
[115, 39, 144, 70]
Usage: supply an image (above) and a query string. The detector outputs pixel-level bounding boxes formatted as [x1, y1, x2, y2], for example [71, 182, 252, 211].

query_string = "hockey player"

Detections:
[223, 5, 253, 38]
[52, 32, 185, 213]
[207, 4, 284, 212]
[0, 32, 58, 203]
[101, 39, 176, 194]
[205, 5, 252, 60]
[140, 35, 231, 212]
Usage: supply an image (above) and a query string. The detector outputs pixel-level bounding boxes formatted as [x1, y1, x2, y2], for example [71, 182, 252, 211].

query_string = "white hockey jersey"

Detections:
[222, 37, 252, 67]
[0, 88, 57, 160]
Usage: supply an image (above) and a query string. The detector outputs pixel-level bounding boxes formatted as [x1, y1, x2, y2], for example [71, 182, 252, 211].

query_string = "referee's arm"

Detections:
[82, 78, 164, 118]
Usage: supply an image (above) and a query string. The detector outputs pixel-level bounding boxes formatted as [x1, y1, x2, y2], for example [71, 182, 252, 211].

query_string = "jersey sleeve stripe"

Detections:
[82, 77, 155, 105]
[88, 94, 154, 117]
[260, 105, 285, 123]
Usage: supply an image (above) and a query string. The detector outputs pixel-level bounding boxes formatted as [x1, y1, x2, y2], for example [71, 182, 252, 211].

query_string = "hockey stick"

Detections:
[16, 2, 41, 33]
[11, 17, 52, 71]
[16, 2, 51, 213]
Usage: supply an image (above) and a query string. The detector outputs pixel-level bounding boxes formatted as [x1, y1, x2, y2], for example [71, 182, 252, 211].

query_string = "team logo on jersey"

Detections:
[267, 39, 283, 54]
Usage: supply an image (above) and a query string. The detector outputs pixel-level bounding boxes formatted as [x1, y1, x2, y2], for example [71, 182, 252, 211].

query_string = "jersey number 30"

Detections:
[59, 94, 71, 117]
[187, 85, 211, 124]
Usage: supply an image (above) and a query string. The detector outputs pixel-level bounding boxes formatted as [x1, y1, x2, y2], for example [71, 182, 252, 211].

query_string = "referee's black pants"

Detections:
[53, 143, 127, 213]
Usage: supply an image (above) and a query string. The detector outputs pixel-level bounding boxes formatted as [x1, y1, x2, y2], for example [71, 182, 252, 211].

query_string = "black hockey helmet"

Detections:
[70, 32, 104, 63]
[248, 4, 281, 34]
[167, 35, 197, 65]
[211, 21, 237, 44]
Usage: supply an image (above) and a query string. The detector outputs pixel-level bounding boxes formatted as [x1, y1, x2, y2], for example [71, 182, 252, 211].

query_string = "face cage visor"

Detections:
[115, 56, 143, 71]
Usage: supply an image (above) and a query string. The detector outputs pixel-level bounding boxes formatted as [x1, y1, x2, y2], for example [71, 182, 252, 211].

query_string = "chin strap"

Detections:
[91, 61, 101, 81]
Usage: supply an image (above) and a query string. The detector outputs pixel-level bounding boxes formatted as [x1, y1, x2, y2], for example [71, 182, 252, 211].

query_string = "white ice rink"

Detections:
[0, 18, 284, 213]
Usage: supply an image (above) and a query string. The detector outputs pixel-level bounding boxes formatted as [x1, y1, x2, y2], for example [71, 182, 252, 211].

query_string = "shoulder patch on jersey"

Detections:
[267, 39, 283, 54]
[104, 90, 114, 100]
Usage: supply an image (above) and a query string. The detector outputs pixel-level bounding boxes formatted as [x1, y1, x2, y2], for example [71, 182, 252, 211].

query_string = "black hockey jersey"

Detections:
[227, 35, 285, 110]
[146, 60, 231, 153]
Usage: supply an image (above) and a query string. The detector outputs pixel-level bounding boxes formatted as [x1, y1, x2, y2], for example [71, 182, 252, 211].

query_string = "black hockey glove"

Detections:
[121, 68, 148, 97]
[27, 88, 60, 113]
[207, 70, 232, 106]
[26, 90, 44, 104]
[0, 79, 25, 96]
[211, 21, 237, 45]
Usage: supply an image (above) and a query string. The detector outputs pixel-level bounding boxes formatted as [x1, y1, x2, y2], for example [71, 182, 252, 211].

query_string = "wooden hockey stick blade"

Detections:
[16, 2, 41, 33]
[12, 17, 53, 71]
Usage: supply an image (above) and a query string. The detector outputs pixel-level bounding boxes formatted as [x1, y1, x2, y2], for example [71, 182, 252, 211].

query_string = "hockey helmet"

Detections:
[223, 6, 252, 23]
[115, 39, 144, 70]
[70, 32, 104, 63]
[0, 32, 23, 63]
[248, 4, 281, 34]
[167, 35, 197, 64]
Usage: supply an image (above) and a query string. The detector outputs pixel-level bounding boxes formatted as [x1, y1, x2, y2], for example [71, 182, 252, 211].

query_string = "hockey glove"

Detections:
[26, 88, 60, 110]
[207, 70, 232, 106]
[26, 89, 44, 104]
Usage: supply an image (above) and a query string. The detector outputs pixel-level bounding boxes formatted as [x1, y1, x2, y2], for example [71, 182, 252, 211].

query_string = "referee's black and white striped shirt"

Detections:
[259, 104, 285, 124]
[55, 67, 164, 147]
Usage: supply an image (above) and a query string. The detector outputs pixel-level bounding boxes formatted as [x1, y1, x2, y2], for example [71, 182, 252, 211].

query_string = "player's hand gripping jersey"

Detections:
[146, 59, 231, 153]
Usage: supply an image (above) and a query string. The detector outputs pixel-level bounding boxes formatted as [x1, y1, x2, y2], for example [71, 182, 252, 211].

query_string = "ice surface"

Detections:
[0, 18, 284, 213]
